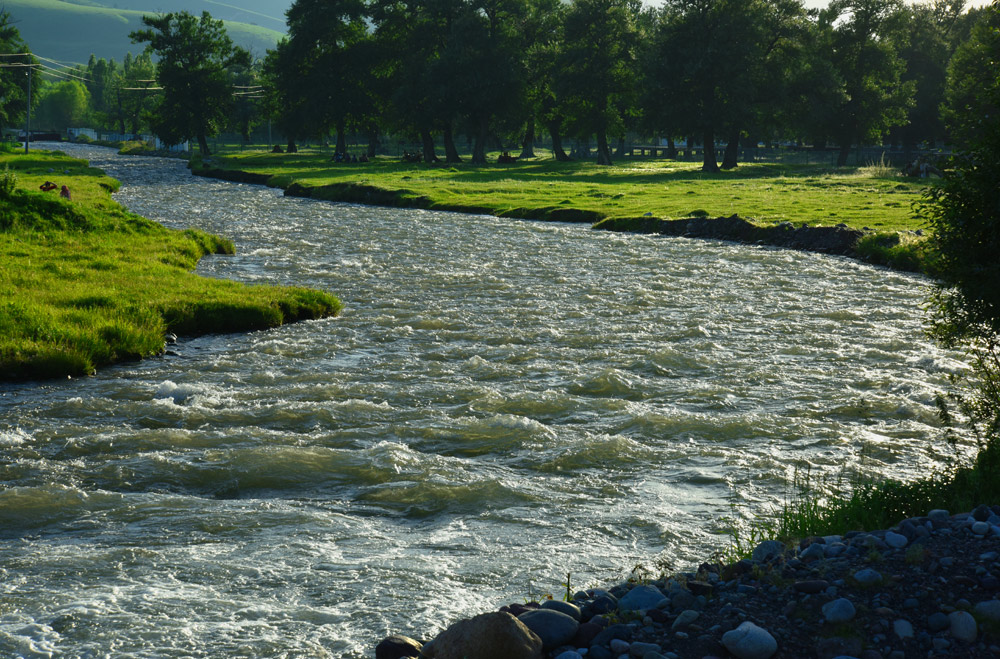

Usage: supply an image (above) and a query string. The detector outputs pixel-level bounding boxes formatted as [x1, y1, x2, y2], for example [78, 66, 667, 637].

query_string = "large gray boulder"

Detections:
[421, 611, 543, 659]
[721, 621, 778, 659]
[617, 585, 667, 612]
[376, 635, 422, 659]
[517, 608, 580, 650]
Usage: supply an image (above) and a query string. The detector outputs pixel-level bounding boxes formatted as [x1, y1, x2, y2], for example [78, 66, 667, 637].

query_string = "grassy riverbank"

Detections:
[198, 149, 935, 272]
[0, 149, 341, 381]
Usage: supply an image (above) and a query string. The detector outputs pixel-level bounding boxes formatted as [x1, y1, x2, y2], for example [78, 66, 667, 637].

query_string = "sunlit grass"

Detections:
[0, 150, 341, 381]
[204, 149, 928, 232]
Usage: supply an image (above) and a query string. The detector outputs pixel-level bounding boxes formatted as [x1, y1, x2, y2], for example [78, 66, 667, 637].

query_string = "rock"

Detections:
[423, 612, 543, 659]
[799, 543, 826, 560]
[973, 599, 1000, 622]
[585, 595, 618, 617]
[928, 509, 950, 521]
[588, 647, 615, 659]
[553, 652, 583, 659]
[610, 638, 630, 654]
[822, 598, 856, 624]
[852, 569, 882, 587]
[375, 635, 422, 659]
[541, 599, 582, 621]
[794, 580, 829, 594]
[884, 531, 908, 549]
[618, 585, 667, 612]
[571, 621, 603, 647]
[972, 521, 990, 535]
[721, 621, 778, 659]
[671, 609, 700, 630]
[629, 641, 662, 657]
[927, 612, 949, 632]
[591, 623, 632, 648]
[817, 636, 862, 659]
[751, 540, 785, 563]
[517, 609, 579, 651]
[893, 619, 914, 639]
[973, 504, 992, 521]
[949, 611, 978, 643]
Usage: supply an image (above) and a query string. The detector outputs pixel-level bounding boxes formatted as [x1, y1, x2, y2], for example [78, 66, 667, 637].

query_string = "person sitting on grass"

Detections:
[39, 181, 57, 192]
[60, 185, 71, 200]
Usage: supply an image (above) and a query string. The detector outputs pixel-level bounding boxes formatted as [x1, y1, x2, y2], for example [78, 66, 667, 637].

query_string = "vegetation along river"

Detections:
[0, 145, 973, 657]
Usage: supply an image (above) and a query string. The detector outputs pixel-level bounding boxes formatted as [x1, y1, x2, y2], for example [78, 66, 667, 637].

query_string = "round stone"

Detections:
[852, 569, 883, 587]
[972, 521, 990, 536]
[884, 531, 908, 549]
[822, 598, 856, 624]
[893, 619, 914, 639]
[949, 610, 978, 643]
[721, 621, 778, 659]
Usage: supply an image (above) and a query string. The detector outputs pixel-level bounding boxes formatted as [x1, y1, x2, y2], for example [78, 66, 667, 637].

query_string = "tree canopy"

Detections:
[130, 11, 250, 154]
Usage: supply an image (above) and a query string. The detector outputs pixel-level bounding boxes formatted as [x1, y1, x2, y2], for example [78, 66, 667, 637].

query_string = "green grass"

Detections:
[0, 149, 340, 381]
[203, 148, 929, 233]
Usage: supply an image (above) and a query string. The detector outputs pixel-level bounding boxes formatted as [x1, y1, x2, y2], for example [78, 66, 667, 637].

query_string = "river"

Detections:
[0, 144, 969, 658]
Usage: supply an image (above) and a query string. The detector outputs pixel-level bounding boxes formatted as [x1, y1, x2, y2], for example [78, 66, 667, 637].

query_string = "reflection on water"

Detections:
[0, 144, 966, 657]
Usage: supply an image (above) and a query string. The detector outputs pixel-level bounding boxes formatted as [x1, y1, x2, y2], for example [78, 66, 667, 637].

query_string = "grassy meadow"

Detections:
[204, 149, 929, 232]
[0, 148, 340, 381]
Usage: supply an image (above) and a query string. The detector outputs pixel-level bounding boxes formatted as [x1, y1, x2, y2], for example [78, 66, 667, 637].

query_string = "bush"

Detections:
[0, 164, 17, 198]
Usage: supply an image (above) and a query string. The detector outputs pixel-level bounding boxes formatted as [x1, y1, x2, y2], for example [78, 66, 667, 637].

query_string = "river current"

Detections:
[0, 145, 970, 657]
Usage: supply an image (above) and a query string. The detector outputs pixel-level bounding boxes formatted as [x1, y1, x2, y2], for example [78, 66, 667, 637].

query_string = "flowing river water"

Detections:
[0, 144, 972, 658]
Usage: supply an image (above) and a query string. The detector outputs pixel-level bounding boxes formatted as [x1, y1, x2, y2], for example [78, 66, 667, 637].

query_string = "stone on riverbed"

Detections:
[517, 608, 579, 650]
[618, 585, 667, 611]
[721, 621, 778, 659]
[421, 611, 543, 659]
[948, 610, 978, 643]
[375, 635, 422, 659]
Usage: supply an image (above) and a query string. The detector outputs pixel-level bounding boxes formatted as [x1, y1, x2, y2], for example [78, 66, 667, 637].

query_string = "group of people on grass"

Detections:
[39, 181, 71, 200]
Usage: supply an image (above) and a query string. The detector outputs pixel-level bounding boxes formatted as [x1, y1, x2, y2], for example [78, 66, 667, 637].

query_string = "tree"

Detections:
[0, 11, 40, 134]
[557, 0, 640, 165]
[821, 0, 914, 166]
[130, 11, 250, 155]
[34, 80, 91, 131]
[927, 0, 1000, 440]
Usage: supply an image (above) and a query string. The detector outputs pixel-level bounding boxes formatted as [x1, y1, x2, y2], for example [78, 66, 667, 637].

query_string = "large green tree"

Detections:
[34, 80, 91, 131]
[557, 0, 640, 165]
[927, 0, 1000, 451]
[0, 11, 40, 134]
[821, 0, 913, 166]
[130, 11, 250, 154]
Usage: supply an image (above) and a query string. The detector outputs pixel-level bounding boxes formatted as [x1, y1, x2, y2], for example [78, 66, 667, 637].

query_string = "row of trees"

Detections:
[0, 1, 989, 171]
[256, 0, 987, 169]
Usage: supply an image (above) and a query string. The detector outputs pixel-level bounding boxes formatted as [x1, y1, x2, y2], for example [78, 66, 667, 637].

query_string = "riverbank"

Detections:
[192, 151, 934, 274]
[0, 148, 341, 381]
[380, 505, 1000, 659]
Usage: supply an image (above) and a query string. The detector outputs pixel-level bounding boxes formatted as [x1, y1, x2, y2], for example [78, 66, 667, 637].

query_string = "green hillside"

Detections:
[6, 0, 287, 65]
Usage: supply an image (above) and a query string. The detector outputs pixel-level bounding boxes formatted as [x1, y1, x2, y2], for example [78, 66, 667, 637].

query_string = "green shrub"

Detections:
[0, 164, 17, 198]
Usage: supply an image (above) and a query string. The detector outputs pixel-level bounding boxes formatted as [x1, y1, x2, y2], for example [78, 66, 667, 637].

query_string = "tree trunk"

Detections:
[471, 116, 488, 164]
[667, 137, 677, 159]
[519, 117, 536, 159]
[367, 125, 379, 159]
[596, 131, 613, 165]
[549, 120, 571, 161]
[420, 128, 438, 163]
[444, 124, 462, 163]
[336, 120, 347, 155]
[837, 141, 851, 167]
[287, 139, 298, 153]
[721, 128, 740, 170]
[614, 136, 626, 158]
[685, 135, 694, 160]
[701, 130, 719, 173]
[198, 133, 210, 156]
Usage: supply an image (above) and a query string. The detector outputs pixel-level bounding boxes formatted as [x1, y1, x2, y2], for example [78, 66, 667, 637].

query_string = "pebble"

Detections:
[852, 568, 883, 586]
[721, 621, 777, 659]
[884, 531, 908, 548]
[973, 521, 991, 536]
[822, 598, 856, 624]
[949, 610, 978, 642]
[618, 585, 667, 612]
[892, 618, 914, 639]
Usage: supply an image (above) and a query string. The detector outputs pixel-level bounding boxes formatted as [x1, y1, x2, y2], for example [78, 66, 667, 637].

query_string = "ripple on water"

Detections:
[0, 143, 974, 658]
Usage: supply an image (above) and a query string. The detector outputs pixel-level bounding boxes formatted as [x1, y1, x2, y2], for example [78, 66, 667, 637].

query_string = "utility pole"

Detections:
[24, 65, 31, 154]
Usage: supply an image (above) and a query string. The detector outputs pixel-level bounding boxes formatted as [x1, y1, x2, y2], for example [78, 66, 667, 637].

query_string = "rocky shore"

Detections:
[377, 506, 1000, 659]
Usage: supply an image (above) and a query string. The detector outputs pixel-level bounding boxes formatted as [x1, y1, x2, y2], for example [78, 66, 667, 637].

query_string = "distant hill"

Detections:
[5, 0, 290, 65]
